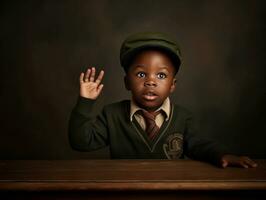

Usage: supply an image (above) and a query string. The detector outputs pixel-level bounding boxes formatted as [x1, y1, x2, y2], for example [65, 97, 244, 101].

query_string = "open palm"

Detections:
[80, 67, 104, 100]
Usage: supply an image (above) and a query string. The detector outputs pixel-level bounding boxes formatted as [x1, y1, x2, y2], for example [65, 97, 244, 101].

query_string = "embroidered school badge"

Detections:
[163, 133, 183, 159]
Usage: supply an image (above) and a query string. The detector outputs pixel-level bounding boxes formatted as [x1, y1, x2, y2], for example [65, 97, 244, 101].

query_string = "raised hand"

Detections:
[79, 67, 104, 100]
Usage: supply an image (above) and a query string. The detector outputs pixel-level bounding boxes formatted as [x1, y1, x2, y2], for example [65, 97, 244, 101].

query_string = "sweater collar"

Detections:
[130, 97, 171, 122]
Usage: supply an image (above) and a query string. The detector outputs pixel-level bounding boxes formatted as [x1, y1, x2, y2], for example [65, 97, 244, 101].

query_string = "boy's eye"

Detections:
[137, 72, 145, 78]
[157, 73, 167, 79]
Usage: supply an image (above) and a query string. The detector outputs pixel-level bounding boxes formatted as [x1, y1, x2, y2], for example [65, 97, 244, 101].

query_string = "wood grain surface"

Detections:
[0, 159, 265, 191]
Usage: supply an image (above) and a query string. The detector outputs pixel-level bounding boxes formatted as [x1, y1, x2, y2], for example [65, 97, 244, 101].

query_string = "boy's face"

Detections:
[124, 50, 177, 111]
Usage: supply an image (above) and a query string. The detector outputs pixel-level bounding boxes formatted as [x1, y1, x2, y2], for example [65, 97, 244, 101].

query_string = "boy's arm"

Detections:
[183, 111, 257, 168]
[183, 111, 231, 166]
[68, 96, 109, 151]
[68, 67, 108, 151]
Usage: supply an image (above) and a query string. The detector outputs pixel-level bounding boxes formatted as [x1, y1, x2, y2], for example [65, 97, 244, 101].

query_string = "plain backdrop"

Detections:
[1, 0, 265, 159]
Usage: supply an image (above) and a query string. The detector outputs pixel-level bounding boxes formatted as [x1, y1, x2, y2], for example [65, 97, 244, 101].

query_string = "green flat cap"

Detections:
[120, 32, 182, 73]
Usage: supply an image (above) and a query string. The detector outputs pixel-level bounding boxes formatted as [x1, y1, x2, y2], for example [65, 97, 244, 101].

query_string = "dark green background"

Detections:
[1, 0, 265, 159]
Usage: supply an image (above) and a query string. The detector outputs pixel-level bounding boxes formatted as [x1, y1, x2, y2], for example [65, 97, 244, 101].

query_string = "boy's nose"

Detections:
[144, 79, 157, 87]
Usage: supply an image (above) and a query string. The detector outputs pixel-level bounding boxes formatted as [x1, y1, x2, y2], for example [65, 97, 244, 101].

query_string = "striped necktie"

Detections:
[141, 109, 161, 140]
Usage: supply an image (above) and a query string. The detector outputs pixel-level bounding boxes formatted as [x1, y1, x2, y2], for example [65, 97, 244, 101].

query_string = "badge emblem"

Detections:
[163, 133, 183, 159]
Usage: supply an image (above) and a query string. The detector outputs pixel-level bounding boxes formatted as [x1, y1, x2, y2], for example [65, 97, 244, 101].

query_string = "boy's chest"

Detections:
[108, 112, 187, 159]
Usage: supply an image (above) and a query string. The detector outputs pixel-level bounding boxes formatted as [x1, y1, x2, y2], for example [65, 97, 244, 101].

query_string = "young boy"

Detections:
[69, 32, 257, 168]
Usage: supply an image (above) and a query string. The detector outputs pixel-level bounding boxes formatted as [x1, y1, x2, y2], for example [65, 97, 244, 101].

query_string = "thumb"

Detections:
[222, 159, 228, 168]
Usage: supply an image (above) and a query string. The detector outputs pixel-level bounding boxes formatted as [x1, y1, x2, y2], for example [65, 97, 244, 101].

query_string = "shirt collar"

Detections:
[130, 97, 171, 121]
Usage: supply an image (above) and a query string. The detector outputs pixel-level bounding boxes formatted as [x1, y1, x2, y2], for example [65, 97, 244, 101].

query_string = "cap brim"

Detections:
[121, 44, 181, 73]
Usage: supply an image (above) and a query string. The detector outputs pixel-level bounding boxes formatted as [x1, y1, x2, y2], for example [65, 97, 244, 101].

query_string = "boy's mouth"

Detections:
[142, 92, 158, 100]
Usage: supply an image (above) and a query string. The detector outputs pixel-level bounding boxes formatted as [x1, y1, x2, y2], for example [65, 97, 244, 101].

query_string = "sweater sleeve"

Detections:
[68, 96, 109, 152]
[183, 111, 231, 166]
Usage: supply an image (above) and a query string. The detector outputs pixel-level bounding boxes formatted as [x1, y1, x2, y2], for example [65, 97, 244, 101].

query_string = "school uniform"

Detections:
[68, 96, 229, 166]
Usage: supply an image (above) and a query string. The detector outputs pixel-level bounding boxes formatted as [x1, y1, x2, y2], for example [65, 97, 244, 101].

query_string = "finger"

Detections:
[240, 161, 249, 168]
[79, 72, 84, 84]
[251, 162, 258, 168]
[97, 84, 104, 93]
[245, 157, 258, 167]
[95, 70, 105, 84]
[244, 158, 258, 168]
[222, 160, 228, 168]
[241, 156, 257, 168]
[84, 68, 91, 82]
[90, 67, 96, 82]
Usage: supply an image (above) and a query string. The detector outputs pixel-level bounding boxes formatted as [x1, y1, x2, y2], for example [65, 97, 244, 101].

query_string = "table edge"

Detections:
[0, 181, 266, 191]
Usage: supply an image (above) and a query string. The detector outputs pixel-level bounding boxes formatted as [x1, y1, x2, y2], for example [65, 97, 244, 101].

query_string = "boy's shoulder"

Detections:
[102, 99, 130, 112]
[100, 100, 131, 120]
[172, 102, 193, 118]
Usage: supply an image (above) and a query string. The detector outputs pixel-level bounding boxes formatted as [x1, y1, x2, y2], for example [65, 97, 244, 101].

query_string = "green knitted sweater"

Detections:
[68, 96, 230, 165]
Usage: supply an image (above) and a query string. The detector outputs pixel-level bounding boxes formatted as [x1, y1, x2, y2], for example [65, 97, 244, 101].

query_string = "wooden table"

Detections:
[0, 159, 265, 199]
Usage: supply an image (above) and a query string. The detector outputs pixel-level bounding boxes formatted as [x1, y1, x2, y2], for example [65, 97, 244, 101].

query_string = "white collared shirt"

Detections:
[130, 97, 171, 130]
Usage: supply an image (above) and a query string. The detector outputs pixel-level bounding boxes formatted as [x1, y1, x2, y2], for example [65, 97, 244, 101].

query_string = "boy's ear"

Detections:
[124, 75, 130, 91]
[170, 78, 177, 93]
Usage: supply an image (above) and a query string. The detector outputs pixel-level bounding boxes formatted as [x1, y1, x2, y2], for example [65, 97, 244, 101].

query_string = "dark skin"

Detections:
[124, 50, 177, 112]
[79, 49, 257, 168]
